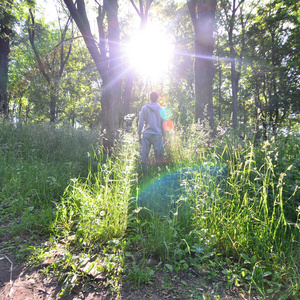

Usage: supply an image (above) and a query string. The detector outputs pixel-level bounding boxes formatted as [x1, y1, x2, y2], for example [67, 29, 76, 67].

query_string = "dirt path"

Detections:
[0, 255, 115, 300]
[0, 255, 251, 300]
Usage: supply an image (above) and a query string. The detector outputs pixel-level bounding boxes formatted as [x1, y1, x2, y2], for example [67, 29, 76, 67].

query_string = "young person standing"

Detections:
[138, 91, 166, 172]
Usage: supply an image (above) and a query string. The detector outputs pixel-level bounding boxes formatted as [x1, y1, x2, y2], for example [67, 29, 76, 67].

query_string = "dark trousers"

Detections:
[140, 133, 164, 164]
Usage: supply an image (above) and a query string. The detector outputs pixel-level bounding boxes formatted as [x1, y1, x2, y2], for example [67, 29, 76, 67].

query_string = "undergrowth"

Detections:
[0, 120, 299, 299]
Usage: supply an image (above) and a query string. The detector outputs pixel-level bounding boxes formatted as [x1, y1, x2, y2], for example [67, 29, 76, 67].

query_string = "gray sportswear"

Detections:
[138, 102, 164, 138]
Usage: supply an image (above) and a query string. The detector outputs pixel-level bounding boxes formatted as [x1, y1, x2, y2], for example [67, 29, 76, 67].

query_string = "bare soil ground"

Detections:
[0, 254, 253, 300]
[0, 231, 255, 300]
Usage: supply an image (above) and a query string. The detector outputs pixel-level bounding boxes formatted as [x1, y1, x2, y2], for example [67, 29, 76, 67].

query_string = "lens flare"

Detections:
[160, 107, 172, 121]
[164, 120, 174, 132]
[136, 164, 228, 213]
[125, 23, 173, 82]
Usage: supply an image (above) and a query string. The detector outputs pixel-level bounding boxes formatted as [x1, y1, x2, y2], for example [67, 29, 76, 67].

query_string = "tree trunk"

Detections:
[64, 0, 121, 151]
[194, 40, 215, 126]
[49, 82, 58, 123]
[28, 10, 73, 124]
[228, 0, 238, 128]
[218, 61, 222, 123]
[123, 71, 134, 117]
[101, 75, 121, 149]
[0, 25, 12, 116]
[102, 0, 121, 148]
[231, 59, 238, 128]
[187, 0, 216, 129]
[224, 0, 246, 129]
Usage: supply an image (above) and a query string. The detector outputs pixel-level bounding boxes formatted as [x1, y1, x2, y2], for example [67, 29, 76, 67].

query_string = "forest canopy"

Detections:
[0, 0, 299, 139]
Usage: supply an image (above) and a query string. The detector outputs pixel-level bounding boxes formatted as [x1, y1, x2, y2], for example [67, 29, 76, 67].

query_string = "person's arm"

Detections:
[161, 114, 166, 143]
[138, 107, 145, 141]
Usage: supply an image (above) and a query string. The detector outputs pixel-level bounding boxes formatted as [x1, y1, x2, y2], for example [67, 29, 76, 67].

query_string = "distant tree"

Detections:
[246, 0, 300, 137]
[162, 0, 195, 127]
[220, 0, 246, 128]
[187, 0, 217, 129]
[28, 9, 73, 123]
[59, 41, 102, 128]
[0, 0, 34, 117]
[214, 28, 231, 126]
[0, 0, 14, 116]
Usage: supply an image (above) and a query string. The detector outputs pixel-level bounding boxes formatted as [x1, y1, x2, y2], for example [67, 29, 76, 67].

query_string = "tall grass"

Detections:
[1, 120, 299, 298]
[128, 124, 299, 298]
[52, 132, 138, 244]
[184, 130, 299, 297]
[0, 121, 100, 235]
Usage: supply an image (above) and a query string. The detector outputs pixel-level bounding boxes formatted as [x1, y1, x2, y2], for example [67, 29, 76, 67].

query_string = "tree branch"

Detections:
[145, 0, 154, 21]
[63, 0, 107, 77]
[59, 15, 73, 77]
[28, 9, 51, 84]
[129, 0, 141, 17]
[187, 0, 198, 30]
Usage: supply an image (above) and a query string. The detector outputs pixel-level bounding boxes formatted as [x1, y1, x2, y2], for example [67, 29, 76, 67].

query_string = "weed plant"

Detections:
[53, 131, 138, 245]
[128, 123, 299, 299]
[1, 119, 299, 299]
[186, 129, 299, 298]
[0, 121, 100, 235]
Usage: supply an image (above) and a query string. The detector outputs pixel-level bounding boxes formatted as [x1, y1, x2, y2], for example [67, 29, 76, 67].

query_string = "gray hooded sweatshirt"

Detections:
[138, 102, 164, 137]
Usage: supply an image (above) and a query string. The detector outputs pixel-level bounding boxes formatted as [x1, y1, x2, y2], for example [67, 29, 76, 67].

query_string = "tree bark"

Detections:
[187, 0, 216, 129]
[101, 0, 121, 149]
[0, 25, 12, 116]
[64, 0, 122, 151]
[224, 0, 245, 128]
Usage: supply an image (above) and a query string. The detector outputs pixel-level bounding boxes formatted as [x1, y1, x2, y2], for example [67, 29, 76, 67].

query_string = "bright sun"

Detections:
[126, 24, 173, 81]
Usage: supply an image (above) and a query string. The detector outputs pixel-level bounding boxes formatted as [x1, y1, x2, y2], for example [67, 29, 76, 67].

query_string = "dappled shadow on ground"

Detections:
[0, 163, 253, 300]
[0, 254, 253, 300]
[0, 255, 73, 300]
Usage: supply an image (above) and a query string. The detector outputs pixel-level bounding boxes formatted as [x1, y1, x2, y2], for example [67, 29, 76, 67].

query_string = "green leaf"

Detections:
[251, 255, 257, 265]
[263, 271, 272, 277]
[241, 253, 250, 264]
[165, 264, 173, 272]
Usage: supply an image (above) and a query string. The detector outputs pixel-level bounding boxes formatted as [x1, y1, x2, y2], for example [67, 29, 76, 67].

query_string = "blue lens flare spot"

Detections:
[160, 107, 172, 120]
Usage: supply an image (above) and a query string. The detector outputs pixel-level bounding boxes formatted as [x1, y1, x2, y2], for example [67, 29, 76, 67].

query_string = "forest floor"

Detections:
[0, 251, 257, 300]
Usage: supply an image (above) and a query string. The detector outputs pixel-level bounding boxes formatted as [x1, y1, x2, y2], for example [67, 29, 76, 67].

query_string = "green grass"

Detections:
[0, 121, 101, 235]
[0, 120, 299, 299]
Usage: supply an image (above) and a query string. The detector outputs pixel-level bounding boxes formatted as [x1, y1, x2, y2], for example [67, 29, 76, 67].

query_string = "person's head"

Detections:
[150, 91, 159, 102]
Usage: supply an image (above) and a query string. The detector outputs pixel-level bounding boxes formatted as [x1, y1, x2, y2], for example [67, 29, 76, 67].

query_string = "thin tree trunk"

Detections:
[0, 25, 12, 116]
[231, 61, 238, 128]
[224, 0, 246, 129]
[218, 62, 222, 123]
[49, 83, 58, 123]
[28, 10, 73, 123]
[123, 71, 134, 117]
[187, 0, 216, 130]
[228, 0, 238, 128]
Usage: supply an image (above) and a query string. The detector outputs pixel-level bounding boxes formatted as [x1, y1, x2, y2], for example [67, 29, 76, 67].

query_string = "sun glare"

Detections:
[126, 24, 173, 81]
